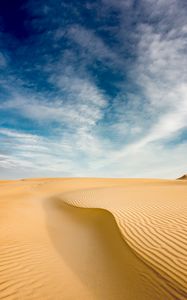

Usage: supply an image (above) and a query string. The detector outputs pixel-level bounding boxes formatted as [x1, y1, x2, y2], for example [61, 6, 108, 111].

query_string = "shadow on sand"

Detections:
[43, 196, 166, 300]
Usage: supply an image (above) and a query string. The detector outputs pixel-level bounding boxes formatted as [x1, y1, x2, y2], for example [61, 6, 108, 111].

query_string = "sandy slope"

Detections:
[0, 178, 186, 299]
[178, 174, 187, 180]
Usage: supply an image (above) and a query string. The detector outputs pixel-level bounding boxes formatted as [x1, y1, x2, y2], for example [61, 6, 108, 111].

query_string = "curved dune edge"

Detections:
[44, 198, 174, 300]
[60, 185, 187, 300]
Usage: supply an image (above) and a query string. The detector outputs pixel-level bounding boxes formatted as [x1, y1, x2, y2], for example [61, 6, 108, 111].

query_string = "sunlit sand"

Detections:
[0, 178, 186, 299]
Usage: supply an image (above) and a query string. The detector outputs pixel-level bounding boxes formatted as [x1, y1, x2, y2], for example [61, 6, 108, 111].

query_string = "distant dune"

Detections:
[177, 174, 187, 180]
[0, 177, 186, 299]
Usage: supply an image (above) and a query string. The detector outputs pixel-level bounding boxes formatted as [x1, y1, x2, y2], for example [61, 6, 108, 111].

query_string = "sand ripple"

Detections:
[61, 183, 187, 299]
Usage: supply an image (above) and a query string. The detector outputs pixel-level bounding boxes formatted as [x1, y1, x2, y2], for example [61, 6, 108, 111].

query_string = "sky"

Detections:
[0, 0, 187, 179]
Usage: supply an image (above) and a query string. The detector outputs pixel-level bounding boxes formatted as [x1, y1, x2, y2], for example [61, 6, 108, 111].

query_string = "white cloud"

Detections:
[100, 142, 187, 179]
[133, 22, 187, 140]
[67, 25, 119, 64]
[0, 128, 41, 142]
[86, 0, 187, 176]
[0, 65, 108, 128]
[0, 128, 79, 178]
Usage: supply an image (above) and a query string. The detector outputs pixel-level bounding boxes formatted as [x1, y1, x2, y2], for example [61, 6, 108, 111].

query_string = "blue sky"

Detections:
[0, 0, 187, 179]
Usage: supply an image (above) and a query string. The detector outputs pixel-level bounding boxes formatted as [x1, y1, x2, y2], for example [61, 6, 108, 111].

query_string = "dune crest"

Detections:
[177, 174, 187, 180]
[0, 178, 186, 299]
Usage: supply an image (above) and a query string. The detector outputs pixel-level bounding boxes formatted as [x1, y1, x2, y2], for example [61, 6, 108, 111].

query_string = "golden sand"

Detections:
[0, 178, 186, 299]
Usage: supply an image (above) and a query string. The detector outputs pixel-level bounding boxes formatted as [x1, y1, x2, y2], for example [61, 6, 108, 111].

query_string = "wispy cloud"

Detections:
[0, 74, 107, 127]
[0, 128, 81, 178]
[67, 25, 119, 64]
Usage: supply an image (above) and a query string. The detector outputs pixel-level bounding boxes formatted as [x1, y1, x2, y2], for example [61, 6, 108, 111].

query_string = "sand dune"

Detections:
[178, 174, 187, 180]
[0, 178, 186, 299]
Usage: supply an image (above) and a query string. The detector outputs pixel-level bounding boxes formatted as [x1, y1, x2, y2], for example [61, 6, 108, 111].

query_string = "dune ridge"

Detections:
[0, 178, 186, 299]
[61, 183, 187, 299]
[178, 174, 187, 180]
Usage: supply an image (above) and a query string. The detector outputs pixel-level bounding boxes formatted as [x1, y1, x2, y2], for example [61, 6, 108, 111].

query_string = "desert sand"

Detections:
[178, 174, 187, 180]
[0, 177, 186, 299]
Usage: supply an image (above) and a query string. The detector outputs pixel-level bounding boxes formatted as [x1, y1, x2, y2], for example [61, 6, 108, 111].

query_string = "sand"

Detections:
[0, 178, 186, 299]
[178, 174, 187, 180]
